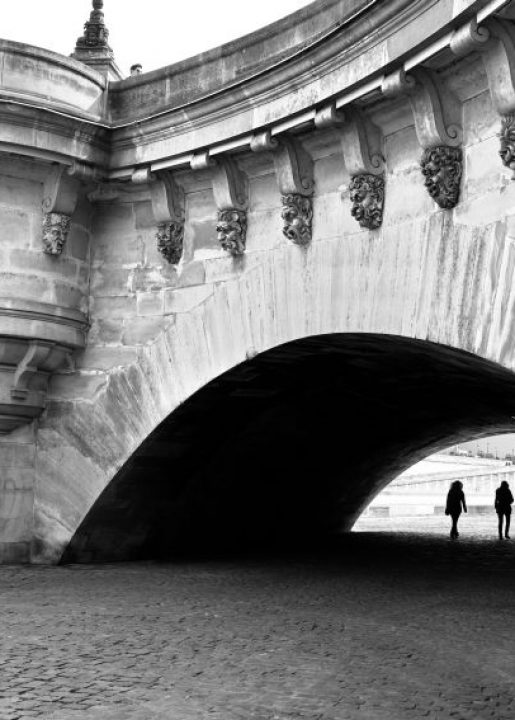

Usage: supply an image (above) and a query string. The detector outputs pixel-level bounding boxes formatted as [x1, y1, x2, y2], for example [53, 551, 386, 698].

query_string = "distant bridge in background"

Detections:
[363, 454, 515, 518]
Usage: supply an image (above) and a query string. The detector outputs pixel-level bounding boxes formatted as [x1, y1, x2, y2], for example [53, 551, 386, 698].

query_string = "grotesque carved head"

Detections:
[420, 146, 462, 209]
[499, 115, 515, 173]
[42, 212, 71, 256]
[349, 174, 384, 230]
[216, 209, 247, 256]
[157, 221, 184, 265]
[281, 194, 313, 245]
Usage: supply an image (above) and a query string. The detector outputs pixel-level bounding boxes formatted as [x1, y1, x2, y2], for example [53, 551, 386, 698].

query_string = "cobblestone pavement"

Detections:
[1, 527, 515, 719]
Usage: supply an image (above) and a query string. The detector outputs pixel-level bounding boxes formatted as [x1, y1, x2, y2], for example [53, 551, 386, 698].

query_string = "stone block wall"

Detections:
[0, 425, 35, 563]
[0, 157, 92, 313]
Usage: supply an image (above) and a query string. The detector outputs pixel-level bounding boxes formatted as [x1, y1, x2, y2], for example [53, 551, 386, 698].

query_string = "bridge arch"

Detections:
[32, 206, 515, 564]
[61, 333, 515, 562]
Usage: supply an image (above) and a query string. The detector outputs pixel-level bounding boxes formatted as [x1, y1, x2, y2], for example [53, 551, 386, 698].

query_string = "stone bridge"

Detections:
[3, 0, 515, 563]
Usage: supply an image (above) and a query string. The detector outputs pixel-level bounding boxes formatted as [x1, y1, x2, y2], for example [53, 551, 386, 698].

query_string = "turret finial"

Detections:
[72, 1, 123, 80]
[75, 0, 111, 52]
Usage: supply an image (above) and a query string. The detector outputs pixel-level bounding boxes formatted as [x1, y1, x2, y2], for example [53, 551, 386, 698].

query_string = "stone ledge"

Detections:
[0, 300, 88, 434]
[0, 298, 88, 348]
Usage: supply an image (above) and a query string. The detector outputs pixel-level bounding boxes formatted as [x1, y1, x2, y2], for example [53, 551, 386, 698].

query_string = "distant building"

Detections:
[363, 454, 515, 518]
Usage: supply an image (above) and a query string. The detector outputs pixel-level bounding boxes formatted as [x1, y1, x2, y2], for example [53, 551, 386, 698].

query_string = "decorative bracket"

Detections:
[451, 18, 515, 117]
[451, 18, 515, 177]
[382, 68, 462, 149]
[327, 105, 384, 177]
[142, 170, 185, 265]
[11, 342, 55, 400]
[316, 103, 385, 229]
[191, 153, 248, 256]
[41, 165, 82, 256]
[211, 156, 247, 211]
[251, 132, 314, 245]
[382, 68, 462, 208]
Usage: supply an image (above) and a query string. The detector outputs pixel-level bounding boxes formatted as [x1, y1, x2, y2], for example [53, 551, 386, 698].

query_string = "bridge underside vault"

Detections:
[64, 334, 515, 562]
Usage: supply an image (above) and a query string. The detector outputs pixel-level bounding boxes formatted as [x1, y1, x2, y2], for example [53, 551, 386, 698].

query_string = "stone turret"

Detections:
[72, 0, 123, 80]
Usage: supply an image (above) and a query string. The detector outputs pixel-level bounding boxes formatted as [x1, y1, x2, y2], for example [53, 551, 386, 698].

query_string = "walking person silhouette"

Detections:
[445, 480, 467, 539]
[495, 480, 514, 540]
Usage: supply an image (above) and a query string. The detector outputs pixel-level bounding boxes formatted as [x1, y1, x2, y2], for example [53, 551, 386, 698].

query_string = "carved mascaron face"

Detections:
[281, 194, 312, 245]
[42, 213, 71, 255]
[216, 210, 246, 256]
[156, 222, 183, 265]
[420, 146, 462, 209]
[349, 174, 384, 230]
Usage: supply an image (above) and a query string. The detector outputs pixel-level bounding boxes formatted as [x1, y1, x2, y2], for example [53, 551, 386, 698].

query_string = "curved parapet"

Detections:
[107, 0, 489, 173]
[0, 40, 108, 169]
[0, 40, 106, 117]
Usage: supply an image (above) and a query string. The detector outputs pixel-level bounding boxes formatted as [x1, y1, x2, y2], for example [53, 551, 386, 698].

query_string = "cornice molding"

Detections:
[0, 299, 88, 347]
[0, 0, 507, 179]
[107, 0, 502, 175]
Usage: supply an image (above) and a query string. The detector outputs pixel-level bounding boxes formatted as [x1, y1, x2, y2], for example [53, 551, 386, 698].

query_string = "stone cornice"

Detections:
[0, 299, 88, 349]
[107, 0, 378, 122]
[107, 0, 505, 175]
[0, 0, 510, 178]
[0, 103, 110, 169]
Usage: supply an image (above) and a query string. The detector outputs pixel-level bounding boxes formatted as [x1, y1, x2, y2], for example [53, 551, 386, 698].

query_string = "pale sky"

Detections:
[2, 0, 314, 76]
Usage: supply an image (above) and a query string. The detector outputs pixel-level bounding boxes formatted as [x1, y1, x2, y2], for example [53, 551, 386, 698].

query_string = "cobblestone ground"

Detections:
[1, 523, 515, 719]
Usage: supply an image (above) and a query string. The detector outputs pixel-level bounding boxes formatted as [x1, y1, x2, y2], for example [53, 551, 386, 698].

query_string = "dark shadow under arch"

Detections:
[63, 333, 515, 562]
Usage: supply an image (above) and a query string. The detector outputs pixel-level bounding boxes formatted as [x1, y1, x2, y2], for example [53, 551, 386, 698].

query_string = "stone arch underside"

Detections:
[62, 333, 515, 563]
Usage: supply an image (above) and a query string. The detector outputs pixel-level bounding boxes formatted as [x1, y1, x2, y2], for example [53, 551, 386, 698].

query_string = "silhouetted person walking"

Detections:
[445, 480, 467, 539]
[495, 480, 513, 540]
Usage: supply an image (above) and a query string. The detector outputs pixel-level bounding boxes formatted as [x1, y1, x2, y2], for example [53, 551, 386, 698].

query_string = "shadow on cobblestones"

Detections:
[1, 532, 515, 719]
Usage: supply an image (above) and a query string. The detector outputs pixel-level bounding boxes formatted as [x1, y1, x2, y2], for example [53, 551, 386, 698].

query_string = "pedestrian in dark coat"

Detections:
[445, 480, 467, 539]
[495, 480, 514, 540]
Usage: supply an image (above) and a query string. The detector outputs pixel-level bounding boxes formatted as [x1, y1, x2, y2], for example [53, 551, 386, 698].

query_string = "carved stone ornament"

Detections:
[382, 68, 462, 150]
[349, 174, 384, 230]
[281, 194, 313, 245]
[451, 18, 515, 117]
[42, 212, 71, 255]
[499, 115, 515, 174]
[147, 171, 185, 263]
[216, 209, 247, 256]
[75, 0, 111, 50]
[156, 222, 184, 265]
[420, 146, 462, 209]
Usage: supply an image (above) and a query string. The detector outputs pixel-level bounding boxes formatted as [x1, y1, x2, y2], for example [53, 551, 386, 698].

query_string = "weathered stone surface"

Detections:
[68, 226, 91, 262]
[136, 290, 165, 317]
